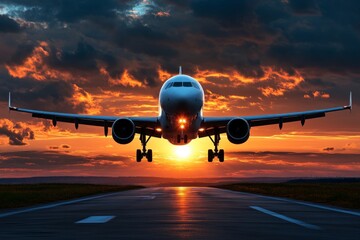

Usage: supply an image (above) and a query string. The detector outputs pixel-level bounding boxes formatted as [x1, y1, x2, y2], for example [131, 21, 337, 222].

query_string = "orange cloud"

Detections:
[194, 68, 255, 85]
[5, 41, 73, 81]
[0, 118, 34, 145]
[258, 87, 286, 97]
[154, 11, 170, 17]
[158, 67, 172, 82]
[70, 84, 102, 115]
[100, 67, 143, 87]
[304, 91, 331, 99]
[194, 66, 304, 97]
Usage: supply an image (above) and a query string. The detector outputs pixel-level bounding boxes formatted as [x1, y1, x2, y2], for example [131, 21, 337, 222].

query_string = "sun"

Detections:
[174, 145, 191, 159]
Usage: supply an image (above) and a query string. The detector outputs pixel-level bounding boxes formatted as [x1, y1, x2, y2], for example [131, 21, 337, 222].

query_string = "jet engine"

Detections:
[226, 118, 250, 144]
[112, 118, 135, 144]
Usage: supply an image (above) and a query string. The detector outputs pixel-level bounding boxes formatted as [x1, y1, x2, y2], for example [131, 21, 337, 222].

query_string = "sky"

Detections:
[0, 0, 359, 178]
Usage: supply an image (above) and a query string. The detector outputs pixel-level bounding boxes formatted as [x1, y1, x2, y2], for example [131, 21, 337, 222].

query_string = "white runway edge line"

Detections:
[0, 192, 154, 219]
[76, 216, 115, 224]
[250, 206, 321, 230]
[217, 188, 360, 217]
[0, 192, 120, 218]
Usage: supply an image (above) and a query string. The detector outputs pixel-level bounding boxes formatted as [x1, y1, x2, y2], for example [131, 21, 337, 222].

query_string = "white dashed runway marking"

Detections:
[250, 206, 321, 230]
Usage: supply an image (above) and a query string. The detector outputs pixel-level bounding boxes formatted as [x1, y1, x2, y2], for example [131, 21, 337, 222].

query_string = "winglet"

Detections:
[8, 92, 11, 109]
[349, 91, 352, 111]
[345, 91, 352, 112]
[8, 92, 16, 111]
[179, 66, 182, 75]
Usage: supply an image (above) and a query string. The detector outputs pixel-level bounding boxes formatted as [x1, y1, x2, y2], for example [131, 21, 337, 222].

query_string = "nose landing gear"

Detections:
[136, 133, 152, 162]
[208, 132, 225, 162]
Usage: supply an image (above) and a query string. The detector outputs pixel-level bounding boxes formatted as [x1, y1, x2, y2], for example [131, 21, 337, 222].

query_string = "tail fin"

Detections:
[179, 66, 182, 75]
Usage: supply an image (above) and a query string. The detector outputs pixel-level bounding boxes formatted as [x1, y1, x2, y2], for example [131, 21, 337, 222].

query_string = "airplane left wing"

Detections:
[8, 93, 160, 137]
[199, 92, 352, 137]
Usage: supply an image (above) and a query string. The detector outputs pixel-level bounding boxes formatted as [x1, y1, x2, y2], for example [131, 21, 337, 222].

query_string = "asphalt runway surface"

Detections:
[0, 187, 359, 240]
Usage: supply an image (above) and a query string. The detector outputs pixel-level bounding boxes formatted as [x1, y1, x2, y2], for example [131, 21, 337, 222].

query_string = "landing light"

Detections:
[199, 128, 205, 132]
[178, 118, 187, 124]
[156, 128, 162, 132]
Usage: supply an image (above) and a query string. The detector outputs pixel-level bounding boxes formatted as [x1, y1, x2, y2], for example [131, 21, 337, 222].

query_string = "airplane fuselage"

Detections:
[159, 75, 204, 145]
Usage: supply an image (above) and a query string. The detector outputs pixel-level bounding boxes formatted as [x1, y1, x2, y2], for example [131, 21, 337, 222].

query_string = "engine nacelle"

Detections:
[226, 118, 250, 144]
[112, 118, 135, 144]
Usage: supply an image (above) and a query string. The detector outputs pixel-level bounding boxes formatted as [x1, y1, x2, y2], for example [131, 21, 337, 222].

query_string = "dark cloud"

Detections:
[0, 151, 131, 170]
[0, 14, 21, 33]
[7, 43, 36, 65]
[47, 41, 118, 74]
[48, 144, 71, 150]
[115, 21, 179, 58]
[191, 0, 257, 28]
[0, 0, 359, 113]
[323, 147, 335, 151]
[224, 151, 360, 176]
[289, 0, 320, 15]
[0, 0, 132, 23]
[0, 119, 35, 145]
[0, 74, 93, 114]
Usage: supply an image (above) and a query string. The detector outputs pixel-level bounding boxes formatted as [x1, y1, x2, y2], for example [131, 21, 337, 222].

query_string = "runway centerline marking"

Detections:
[250, 206, 321, 230]
[76, 216, 115, 224]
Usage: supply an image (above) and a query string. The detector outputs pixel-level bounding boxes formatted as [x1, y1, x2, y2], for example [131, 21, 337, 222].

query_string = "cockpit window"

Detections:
[165, 82, 173, 89]
[192, 82, 200, 89]
[167, 81, 200, 88]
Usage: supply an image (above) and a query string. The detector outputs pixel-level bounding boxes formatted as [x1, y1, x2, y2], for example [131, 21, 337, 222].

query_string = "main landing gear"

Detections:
[136, 133, 152, 162]
[208, 132, 224, 162]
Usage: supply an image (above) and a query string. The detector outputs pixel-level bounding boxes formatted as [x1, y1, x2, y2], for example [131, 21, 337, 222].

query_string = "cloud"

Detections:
[303, 91, 330, 99]
[0, 118, 34, 145]
[0, 14, 21, 33]
[224, 151, 360, 177]
[0, 151, 132, 174]
[0, 0, 358, 132]
[323, 147, 334, 151]
[48, 144, 71, 150]
[5, 41, 73, 81]
[288, 0, 320, 15]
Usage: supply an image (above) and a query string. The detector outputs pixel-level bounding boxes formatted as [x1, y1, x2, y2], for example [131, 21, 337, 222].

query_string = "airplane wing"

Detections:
[199, 92, 352, 137]
[8, 93, 161, 138]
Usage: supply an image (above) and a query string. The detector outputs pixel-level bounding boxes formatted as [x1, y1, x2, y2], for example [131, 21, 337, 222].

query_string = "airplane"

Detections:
[8, 67, 352, 163]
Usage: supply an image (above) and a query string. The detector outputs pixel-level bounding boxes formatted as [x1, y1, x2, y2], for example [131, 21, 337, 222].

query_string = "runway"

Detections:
[0, 187, 359, 240]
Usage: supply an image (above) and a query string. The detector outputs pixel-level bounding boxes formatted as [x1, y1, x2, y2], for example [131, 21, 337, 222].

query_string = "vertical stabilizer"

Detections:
[179, 66, 182, 75]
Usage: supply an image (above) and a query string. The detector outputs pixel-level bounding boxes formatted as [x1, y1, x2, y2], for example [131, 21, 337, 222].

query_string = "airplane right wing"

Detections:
[199, 92, 352, 137]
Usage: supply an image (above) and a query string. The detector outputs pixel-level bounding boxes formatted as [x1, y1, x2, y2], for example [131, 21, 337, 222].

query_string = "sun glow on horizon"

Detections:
[174, 145, 192, 159]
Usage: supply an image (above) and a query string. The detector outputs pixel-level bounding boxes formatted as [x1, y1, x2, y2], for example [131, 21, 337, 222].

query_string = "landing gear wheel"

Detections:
[207, 130, 225, 162]
[146, 149, 153, 162]
[218, 149, 224, 162]
[137, 132, 153, 162]
[208, 149, 214, 162]
[136, 149, 142, 162]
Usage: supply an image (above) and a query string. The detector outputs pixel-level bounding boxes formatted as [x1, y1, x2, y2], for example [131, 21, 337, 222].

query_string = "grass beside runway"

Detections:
[0, 184, 144, 209]
[215, 182, 360, 209]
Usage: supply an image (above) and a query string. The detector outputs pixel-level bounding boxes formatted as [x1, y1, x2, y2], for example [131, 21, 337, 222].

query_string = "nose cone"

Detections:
[161, 90, 203, 115]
